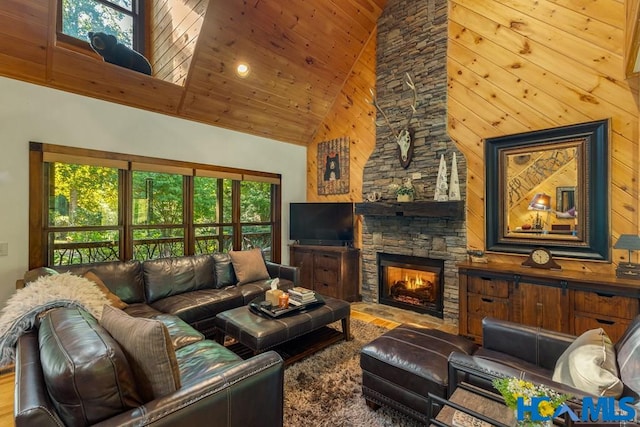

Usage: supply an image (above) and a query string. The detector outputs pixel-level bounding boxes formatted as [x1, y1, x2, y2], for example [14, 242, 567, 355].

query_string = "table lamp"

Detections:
[528, 193, 551, 230]
[614, 234, 640, 279]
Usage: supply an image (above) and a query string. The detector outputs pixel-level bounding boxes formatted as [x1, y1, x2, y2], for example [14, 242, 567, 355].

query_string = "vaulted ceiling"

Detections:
[0, 0, 387, 145]
[178, 0, 386, 145]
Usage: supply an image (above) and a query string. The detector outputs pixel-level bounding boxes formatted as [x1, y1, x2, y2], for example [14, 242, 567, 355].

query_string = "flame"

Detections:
[403, 273, 424, 289]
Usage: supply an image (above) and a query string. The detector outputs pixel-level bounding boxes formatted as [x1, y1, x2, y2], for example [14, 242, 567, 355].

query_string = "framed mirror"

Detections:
[485, 119, 610, 261]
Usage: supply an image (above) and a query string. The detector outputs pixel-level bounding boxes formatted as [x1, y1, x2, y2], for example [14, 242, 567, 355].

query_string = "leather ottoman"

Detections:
[360, 323, 478, 423]
[215, 295, 351, 354]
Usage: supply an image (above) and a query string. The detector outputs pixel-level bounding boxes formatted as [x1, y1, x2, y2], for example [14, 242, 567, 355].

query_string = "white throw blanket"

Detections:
[0, 272, 110, 367]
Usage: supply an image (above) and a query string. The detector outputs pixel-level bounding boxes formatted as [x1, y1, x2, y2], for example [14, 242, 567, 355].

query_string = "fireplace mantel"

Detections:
[355, 200, 464, 219]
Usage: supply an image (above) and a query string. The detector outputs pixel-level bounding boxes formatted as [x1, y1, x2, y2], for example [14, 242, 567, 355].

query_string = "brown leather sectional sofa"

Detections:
[14, 253, 298, 426]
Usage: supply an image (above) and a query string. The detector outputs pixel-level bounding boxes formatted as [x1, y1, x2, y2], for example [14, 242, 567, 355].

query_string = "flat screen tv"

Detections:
[290, 202, 354, 246]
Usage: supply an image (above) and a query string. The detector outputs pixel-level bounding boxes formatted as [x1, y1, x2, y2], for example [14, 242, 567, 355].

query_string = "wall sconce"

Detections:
[614, 234, 640, 279]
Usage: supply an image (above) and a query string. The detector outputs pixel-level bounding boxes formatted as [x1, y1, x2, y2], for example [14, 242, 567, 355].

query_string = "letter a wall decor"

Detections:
[317, 136, 350, 195]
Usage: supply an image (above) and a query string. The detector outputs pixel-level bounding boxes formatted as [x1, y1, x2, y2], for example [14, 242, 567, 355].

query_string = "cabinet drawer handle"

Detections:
[595, 318, 615, 325]
[480, 277, 492, 281]
[595, 292, 614, 298]
[481, 297, 493, 303]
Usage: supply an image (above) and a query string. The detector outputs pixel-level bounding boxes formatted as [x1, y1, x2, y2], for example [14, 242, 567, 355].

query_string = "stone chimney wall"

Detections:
[361, 0, 467, 324]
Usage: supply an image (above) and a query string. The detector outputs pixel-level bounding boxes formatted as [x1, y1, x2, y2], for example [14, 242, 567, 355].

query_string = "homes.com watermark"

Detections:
[517, 396, 638, 423]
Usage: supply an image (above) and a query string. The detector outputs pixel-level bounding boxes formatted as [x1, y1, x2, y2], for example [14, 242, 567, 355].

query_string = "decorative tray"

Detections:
[249, 293, 325, 318]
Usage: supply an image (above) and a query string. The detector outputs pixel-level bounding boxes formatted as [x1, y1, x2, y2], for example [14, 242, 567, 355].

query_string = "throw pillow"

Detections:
[100, 305, 181, 402]
[83, 270, 128, 310]
[552, 328, 623, 397]
[212, 252, 237, 288]
[229, 248, 270, 285]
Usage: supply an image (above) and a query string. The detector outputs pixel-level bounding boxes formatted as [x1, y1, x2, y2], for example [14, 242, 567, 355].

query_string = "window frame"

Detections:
[29, 142, 282, 268]
[57, 0, 147, 54]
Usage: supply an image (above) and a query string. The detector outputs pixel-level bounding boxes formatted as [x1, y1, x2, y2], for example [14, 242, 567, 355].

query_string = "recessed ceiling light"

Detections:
[236, 63, 250, 78]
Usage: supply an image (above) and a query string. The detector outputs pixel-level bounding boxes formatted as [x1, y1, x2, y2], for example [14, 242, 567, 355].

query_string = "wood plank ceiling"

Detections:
[0, 0, 387, 146]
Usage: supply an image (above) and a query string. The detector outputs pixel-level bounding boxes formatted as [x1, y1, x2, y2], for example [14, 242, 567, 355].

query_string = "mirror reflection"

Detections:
[503, 141, 582, 240]
[485, 119, 609, 260]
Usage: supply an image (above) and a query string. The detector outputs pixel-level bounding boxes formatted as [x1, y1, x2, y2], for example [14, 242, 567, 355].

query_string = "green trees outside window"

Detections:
[47, 162, 121, 265]
[59, 0, 142, 50]
[44, 160, 278, 266]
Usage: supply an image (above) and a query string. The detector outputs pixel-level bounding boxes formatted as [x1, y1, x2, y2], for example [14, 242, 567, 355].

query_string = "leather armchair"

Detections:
[447, 317, 622, 400]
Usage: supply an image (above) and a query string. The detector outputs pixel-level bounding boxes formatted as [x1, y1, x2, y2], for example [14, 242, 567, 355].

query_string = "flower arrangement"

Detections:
[389, 178, 416, 196]
[493, 377, 570, 426]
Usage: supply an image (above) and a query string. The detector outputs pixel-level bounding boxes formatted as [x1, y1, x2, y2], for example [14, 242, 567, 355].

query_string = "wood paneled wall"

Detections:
[305, 29, 378, 248]
[447, 0, 639, 273]
[0, 0, 48, 85]
[151, 0, 208, 86]
[0, 0, 184, 113]
[306, 30, 378, 204]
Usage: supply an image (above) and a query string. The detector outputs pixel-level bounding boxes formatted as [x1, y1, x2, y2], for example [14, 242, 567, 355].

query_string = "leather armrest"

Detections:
[15, 332, 66, 427]
[266, 261, 300, 285]
[17, 329, 284, 427]
[93, 351, 284, 427]
[447, 351, 591, 401]
[482, 317, 575, 369]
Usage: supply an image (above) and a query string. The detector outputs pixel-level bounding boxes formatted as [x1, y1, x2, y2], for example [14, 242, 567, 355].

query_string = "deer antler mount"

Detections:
[370, 73, 418, 169]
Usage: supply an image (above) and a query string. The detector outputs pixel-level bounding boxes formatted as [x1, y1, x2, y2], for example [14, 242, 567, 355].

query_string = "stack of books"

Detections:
[288, 287, 317, 305]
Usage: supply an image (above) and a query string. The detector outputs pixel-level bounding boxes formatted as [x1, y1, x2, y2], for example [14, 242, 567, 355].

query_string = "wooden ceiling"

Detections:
[0, 0, 387, 145]
[181, 0, 385, 145]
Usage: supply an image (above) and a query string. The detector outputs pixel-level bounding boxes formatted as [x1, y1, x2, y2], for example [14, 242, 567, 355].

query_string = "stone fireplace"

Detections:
[378, 253, 444, 318]
[359, 0, 466, 325]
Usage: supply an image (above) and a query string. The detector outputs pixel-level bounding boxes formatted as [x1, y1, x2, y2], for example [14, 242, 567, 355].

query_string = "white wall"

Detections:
[0, 76, 307, 308]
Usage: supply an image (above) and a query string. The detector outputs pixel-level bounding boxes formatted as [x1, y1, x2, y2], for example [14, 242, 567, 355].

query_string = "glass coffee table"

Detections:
[429, 383, 515, 427]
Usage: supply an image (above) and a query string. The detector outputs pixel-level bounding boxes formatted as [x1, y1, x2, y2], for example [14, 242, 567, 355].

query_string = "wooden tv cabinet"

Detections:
[289, 245, 360, 302]
[458, 261, 640, 344]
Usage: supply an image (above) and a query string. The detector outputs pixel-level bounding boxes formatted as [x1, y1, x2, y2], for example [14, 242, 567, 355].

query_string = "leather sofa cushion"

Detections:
[101, 305, 181, 402]
[53, 260, 146, 304]
[38, 307, 141, 427]
[143, 254, 216, 303]
[83, 270, 128, 309]
[153, 313, 204, 350]
[552, 328, 623, 398]
[150, 288, 244, 325]
[175, 340, 242, 388]
[212, 252, 237, 287]
[229, 249, 270, 285]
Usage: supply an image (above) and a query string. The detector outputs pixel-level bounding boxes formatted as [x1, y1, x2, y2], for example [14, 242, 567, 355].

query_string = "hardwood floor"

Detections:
[0, 368, 13, 427]
[0, 302, 457, 426]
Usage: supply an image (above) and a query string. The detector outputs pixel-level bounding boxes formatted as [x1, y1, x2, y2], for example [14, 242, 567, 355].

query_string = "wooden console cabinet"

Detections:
[289, 245, 360, 302]
[458, 262, 640, 343]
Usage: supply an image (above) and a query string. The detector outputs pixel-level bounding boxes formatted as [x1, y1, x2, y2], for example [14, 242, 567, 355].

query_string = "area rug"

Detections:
[283, 319, 422, 427]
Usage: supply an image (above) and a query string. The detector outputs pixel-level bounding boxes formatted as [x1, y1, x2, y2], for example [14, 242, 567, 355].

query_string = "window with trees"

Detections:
[58, 0, 145, 51]
[31, 143, 281, 268]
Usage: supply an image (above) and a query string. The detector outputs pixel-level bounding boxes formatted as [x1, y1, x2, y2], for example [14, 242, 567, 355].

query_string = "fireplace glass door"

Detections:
[378, 253, 444, 318]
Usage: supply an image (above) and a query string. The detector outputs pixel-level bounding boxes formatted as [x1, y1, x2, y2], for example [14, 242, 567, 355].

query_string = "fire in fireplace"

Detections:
[377, 253, 444, 318]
